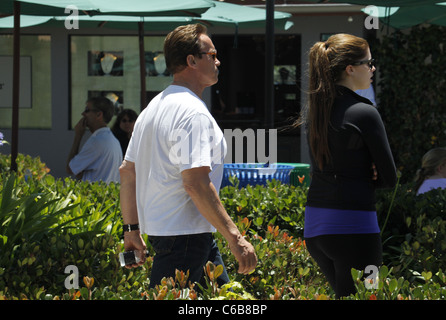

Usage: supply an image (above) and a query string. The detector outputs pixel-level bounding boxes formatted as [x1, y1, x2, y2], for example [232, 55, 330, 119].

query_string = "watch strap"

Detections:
[123, 223, 139, 233]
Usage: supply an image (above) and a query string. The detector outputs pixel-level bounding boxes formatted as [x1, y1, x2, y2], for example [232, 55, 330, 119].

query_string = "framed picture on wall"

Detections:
[87, 51, 123, 76]
[70, 35, 172, 129]
[145, 51, 170, 77]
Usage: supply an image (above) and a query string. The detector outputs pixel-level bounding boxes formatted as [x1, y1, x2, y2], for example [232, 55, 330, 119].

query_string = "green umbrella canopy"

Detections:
[0, 1, 293, 31]
[363, 3, 446, 29]
[299, 0, 446, 29]
[0, 14, 50, 28]
[197, 1, 293, 30]
[301, 0, 444, 6]
[70, 1, 293, 30]
[0, 0, 214, 17]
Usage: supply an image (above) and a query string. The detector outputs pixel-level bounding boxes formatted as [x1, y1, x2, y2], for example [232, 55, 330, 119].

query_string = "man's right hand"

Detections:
[123, 231, 147, 269]
[229, 235, 257, 275]
[74, 117, 87, 137]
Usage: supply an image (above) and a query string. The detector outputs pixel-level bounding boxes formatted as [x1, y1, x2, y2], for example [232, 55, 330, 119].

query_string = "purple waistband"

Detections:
[304, 206, 380, 238]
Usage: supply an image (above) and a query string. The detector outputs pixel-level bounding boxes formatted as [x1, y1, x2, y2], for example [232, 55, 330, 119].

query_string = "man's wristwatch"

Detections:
[123, 223, 139, 235]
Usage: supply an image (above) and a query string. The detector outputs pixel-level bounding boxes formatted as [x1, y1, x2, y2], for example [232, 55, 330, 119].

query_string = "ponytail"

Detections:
[296, 34, 369, 170]
[307, 42, 336, 170]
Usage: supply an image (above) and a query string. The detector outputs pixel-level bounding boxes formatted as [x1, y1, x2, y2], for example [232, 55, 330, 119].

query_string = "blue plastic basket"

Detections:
[221, 163, 294, 188]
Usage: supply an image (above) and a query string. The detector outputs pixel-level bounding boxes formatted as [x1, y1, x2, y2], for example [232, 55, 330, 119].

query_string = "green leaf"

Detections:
[422, 271, 432, 281]
[379, 265, 389, 280]
[388, 278, 398, 292]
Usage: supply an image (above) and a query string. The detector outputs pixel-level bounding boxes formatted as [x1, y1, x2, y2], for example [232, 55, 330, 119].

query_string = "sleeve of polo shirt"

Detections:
[172, 113, 215, 173]
[69, 136, 101, 175]
[124, 124, 138, 163]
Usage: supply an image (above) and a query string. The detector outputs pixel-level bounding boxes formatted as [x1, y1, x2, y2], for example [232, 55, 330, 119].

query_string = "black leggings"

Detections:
[305, 233, 382, 299]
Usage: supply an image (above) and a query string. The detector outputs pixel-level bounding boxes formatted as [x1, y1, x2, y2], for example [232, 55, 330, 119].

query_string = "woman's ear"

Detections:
[437, 162, 446, 175]
[345, 65, 355, 76]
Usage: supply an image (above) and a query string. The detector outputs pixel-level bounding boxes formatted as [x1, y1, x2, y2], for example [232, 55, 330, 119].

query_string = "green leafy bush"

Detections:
[2, 153, 446, 300]
[0, 167, 151, 299]
[350, 265, 446, 300]
[377, 183, 446, 281]
[219, 177, 307, 237]
[0, 153, 50, 180]
[373, 25, 446, 183]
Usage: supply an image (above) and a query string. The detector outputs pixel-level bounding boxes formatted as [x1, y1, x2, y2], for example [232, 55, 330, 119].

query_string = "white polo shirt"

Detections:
[125, 85, 227, 236]
[69, 127, 122, 183]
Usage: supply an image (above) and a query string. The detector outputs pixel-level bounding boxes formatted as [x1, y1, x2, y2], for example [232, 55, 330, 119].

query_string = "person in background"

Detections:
[119, 24, 257, 289]
[296, 33, 397, 298]
[356, 84, 376, 106]
[415, 147, 446, 195]
[66, 97, 122, 183]
[111, 109, 138, 156]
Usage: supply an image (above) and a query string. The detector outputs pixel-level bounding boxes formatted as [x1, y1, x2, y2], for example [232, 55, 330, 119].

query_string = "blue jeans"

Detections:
[147, 233, 230, 288]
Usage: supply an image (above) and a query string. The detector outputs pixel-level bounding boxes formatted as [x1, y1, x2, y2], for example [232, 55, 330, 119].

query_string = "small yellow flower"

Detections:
[316, 293, 329, 300]
[83, 276, 94, 290]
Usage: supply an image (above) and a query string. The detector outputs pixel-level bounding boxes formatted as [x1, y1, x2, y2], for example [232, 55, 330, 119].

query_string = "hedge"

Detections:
[1, 154, 446, 300]
[373, 25, 446, 184]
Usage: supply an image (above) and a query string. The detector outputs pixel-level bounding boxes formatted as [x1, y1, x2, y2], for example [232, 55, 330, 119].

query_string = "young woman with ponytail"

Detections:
[415, 147, 446, 195]
[298, 34, 397, 298]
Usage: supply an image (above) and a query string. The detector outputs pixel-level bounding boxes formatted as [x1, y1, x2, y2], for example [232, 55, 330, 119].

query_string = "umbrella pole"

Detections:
[265, 0, 275, 129]
[138, 21, 147, 111]
[11, 0, 20, 172]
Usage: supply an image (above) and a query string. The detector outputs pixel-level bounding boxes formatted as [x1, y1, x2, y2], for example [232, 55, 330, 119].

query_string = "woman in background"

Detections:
[112, 109, 138, 156]
[297, 33, 397, 298]
[415, 147, 446, 195]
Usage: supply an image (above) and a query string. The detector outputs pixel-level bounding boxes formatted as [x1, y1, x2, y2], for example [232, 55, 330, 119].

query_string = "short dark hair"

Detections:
[88, 97, 115, 124]
[164, 23, 207, 74]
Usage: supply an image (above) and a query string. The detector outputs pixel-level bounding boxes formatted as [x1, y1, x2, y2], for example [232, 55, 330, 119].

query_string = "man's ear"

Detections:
[95, 110, 103, 121]
[186, 54, 196, 67]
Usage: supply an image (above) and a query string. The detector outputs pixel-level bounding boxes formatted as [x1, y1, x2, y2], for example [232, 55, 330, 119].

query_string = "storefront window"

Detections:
[70, 35, 172, 128]
[0, 35, 51, 129]
[211, 34, 301, 131]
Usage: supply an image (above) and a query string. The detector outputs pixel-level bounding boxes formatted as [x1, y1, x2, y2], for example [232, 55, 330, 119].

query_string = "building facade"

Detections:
[0, 2, 373, 178]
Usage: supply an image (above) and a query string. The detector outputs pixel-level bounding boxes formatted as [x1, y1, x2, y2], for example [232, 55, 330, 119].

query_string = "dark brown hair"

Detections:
[297, 33, 369, 170]
[88, 97, 115, 124]
[111, 108, 138, 133]
[164, 23, 207, 74]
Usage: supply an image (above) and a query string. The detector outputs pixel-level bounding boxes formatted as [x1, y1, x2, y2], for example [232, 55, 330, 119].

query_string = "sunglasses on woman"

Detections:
[351, 58, 375, 69]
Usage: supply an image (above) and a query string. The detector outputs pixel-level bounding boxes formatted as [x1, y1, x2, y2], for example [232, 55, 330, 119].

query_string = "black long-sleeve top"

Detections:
[306, 86, 397, 211]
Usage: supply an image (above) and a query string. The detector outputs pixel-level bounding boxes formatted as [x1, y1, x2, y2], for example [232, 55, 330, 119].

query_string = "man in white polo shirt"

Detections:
[67, 97, 122, 183]
[119, 24, 257, 289]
